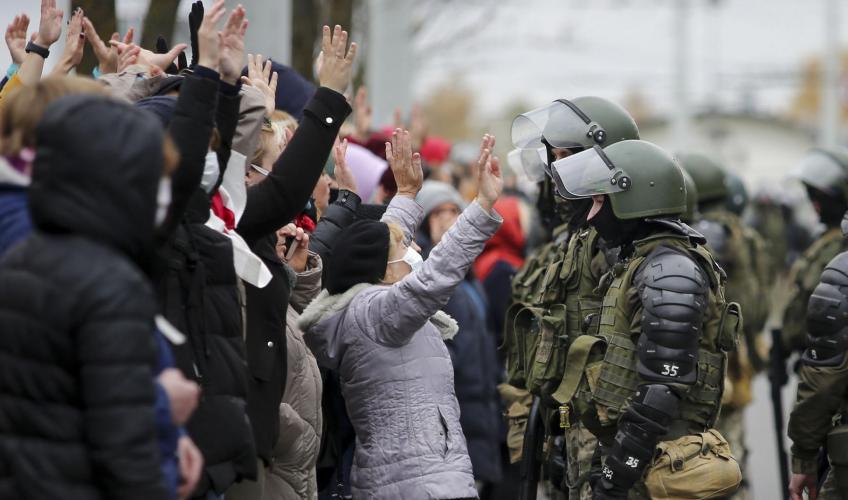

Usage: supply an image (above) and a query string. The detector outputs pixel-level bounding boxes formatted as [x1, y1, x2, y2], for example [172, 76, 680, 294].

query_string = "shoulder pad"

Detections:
[804, 251, 848, 366]
[693, 219, 730, 264]
[636, 248, 707, 385]
[647, 218, 708, 245]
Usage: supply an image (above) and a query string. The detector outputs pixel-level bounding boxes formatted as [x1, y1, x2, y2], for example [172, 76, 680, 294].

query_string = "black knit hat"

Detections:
[326, 220, 391, 295]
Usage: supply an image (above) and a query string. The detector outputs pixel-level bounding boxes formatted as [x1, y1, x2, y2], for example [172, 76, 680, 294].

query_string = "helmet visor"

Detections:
[551, 145, 629, 200]
[791, 150, 848, 198]
[511, 100, 594, 151]
[508, 147, 547, 182]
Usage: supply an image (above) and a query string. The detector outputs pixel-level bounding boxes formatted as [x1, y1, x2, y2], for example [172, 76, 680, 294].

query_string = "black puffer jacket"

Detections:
[153, 71, 258, 496]
[0, 96, 167, 500]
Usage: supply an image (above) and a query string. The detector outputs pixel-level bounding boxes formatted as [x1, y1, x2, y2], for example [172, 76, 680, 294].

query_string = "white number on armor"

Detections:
[602, 465, 614, 479]
[625, 456, 640, 468]
[661, 363, 679, 377]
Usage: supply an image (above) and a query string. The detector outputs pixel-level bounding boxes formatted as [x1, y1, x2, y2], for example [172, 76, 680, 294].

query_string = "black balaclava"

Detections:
[588, 197, 643, 248]
[807, 185, 847, 228]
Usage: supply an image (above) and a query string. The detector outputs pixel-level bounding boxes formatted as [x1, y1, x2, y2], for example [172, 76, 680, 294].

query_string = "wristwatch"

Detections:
[25, 41, 50, 59]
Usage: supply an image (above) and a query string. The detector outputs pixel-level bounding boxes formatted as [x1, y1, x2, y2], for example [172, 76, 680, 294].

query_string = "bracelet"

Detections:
[6, 63, 19, 80]
[25, 41, 50, 59]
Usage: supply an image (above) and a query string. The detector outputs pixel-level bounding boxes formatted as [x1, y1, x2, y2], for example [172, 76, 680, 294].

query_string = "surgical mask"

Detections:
[155, 177, 172, 227]
[201, 151, 220, 194]
[388, 246, 423, 272]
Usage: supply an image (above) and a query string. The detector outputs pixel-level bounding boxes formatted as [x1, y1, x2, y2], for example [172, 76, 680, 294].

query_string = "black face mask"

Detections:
[807, 185, 848, 228]
[588, 198, 642, 247]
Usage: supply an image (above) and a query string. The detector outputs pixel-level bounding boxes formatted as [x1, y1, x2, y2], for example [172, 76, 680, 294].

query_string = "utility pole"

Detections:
[672, 0, 692, 151]
[821, 0, 840, 147]
[367, 0, 414, 128]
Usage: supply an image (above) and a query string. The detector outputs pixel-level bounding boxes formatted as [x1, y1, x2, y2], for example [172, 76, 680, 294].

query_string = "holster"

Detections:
[826, 424, 848, 498]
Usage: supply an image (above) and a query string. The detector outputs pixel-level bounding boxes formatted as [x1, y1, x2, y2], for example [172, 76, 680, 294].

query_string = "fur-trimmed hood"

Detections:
[298, 283, 459, 341]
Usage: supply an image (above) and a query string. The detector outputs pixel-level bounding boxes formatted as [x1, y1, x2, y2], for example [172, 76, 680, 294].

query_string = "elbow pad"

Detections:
[638, 250, 708, 385]
[600, 384, 680, 492]
[804, 252, 848, 367]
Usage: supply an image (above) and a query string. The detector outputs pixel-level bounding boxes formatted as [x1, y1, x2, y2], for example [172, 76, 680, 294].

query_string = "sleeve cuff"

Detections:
[7, 63, 20, 80]
[334, 189, 361, 212]
[792, 455, 819, 475]
[193, 65, 221, 82]
[219, 79, 242, 96]
[303, 87, 352, 128]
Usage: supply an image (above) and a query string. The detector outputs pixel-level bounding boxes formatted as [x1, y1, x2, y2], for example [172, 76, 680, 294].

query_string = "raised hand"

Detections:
[353, 86, 372, 141]
[385, 129, 423, 198]
[333, 138, 357, 193]
[115, 42, 141, 73]
[218, 4, 248, 85]
[188, 1, 204, 68]
[83, 18, 127, 75]
[5, 14, 30, 65]
[110, 39, 186, 72]
[317, 25, 357, 94]
[241, 54, 278, 117]
[35, 0, 63, 48]
[52, 7, 85, 75]
[475, 134, 502, 213]
[409, 104, 427, 149]
[196, 0, 226, 71]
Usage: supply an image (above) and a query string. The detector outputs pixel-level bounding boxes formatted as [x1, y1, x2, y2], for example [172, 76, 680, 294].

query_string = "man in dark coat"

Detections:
[0, 95, 169, 500]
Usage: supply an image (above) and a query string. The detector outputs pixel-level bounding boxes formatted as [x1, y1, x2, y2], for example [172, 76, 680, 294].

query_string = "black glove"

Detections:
[188, 1, 204, 68]
[589, 442, 628, 500]
[155, 35, 179, 75]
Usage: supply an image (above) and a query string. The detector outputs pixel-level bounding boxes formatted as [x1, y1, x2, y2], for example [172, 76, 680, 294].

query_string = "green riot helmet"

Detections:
[508, 96, 640, 183]
[551, 140, 686, 219]
[724, 171, 749, 215]
[791, 147, 848, 202]
[676, 152, 728, 204]
[681, 168, 699, 222]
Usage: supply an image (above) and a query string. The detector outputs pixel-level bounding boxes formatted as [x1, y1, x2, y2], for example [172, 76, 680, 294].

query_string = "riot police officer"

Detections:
[503, 97, 639, 499]
[783, 148, 848, 353]
[787, 209, 848, 500]
[678, 154, 767, 500]
[550, 140, 741, 499]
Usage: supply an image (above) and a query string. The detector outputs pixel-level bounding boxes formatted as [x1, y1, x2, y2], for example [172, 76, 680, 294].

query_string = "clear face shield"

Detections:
[550, 145, 631, 200]
[509, 100, 607, 182]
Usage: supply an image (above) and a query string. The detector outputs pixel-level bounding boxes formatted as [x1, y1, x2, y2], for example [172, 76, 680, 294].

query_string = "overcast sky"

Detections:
[2, 0, 845, 122]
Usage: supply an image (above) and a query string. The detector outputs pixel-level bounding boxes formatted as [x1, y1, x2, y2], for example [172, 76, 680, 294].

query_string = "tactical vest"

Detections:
[554, 232, 739, 434]
[503, 225, 608, 398]
[783, 227, 847, 352]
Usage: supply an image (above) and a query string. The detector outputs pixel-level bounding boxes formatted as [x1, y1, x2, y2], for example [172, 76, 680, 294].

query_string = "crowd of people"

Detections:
[0, 1, 847, 500]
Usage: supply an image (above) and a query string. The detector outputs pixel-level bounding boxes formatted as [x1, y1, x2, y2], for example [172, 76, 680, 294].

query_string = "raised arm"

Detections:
[237, 25, 356, 243]
[370, 134, 503, 346]
[310, 138, 362, 265]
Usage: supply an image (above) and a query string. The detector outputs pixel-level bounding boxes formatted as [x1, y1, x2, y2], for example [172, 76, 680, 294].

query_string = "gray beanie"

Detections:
[416, 180, 466, 217]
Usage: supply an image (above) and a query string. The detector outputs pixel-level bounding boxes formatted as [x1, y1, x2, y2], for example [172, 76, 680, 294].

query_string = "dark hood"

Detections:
[28, 95, 164, 264]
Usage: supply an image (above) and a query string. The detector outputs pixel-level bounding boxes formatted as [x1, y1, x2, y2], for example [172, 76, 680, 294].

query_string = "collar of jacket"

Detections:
[298, 283, 459, 340]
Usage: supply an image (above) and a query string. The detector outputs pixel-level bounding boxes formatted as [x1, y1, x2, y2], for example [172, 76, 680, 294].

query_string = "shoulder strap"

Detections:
[552, 334, 604, 404]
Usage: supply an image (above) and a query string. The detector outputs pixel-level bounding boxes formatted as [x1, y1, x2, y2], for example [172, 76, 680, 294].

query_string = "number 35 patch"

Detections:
[661, 363, 679, 377]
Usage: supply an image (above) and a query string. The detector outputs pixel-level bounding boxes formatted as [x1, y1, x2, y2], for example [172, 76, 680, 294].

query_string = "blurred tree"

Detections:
[141, 0, 181, 52]
[790, 53, 848, 127]
[76, 0, 117, 75]
[292, 0, 355, 82]
[422, 76, 473, 141]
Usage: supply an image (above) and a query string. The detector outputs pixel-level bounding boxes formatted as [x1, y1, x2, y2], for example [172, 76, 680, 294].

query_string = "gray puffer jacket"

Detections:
[298, 195, 501, 500]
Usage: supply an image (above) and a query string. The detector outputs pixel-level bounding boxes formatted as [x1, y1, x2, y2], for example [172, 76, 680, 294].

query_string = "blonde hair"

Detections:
[270, 110, 297, 133]
[251, 120, 285, 166]
[0, 75, 107, 156]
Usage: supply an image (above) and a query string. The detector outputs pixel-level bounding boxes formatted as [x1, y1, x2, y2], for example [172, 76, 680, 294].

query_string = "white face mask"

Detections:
[201, 151, 220, 194]
[155, 177, 172, 227]
[388, 246, 424, 272]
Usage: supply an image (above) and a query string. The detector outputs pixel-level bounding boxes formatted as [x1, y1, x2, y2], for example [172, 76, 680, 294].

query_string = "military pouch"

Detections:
[498, 383, 533, 464]
[644, 429, 741, 500]
[502, 302, 530, 386]
[717, 302, 742, 352]
[519, 304, 568, 397]
[826, 424, 848, 498]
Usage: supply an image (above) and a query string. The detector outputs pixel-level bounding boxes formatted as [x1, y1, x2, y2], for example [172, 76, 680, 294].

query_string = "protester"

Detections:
[299, 129, 503, 499]
[0, 94, 171, 500]
[415, 177, 505, 494]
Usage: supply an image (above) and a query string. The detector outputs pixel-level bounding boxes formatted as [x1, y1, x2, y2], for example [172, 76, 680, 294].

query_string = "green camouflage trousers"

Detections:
[564, 421, 596, 500]
[819, 464, 842, 500]
[717, 407, 750, 500]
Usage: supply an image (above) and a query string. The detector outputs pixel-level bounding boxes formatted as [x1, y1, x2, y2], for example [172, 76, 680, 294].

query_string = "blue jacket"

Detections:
[0, 184, 32, 256]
